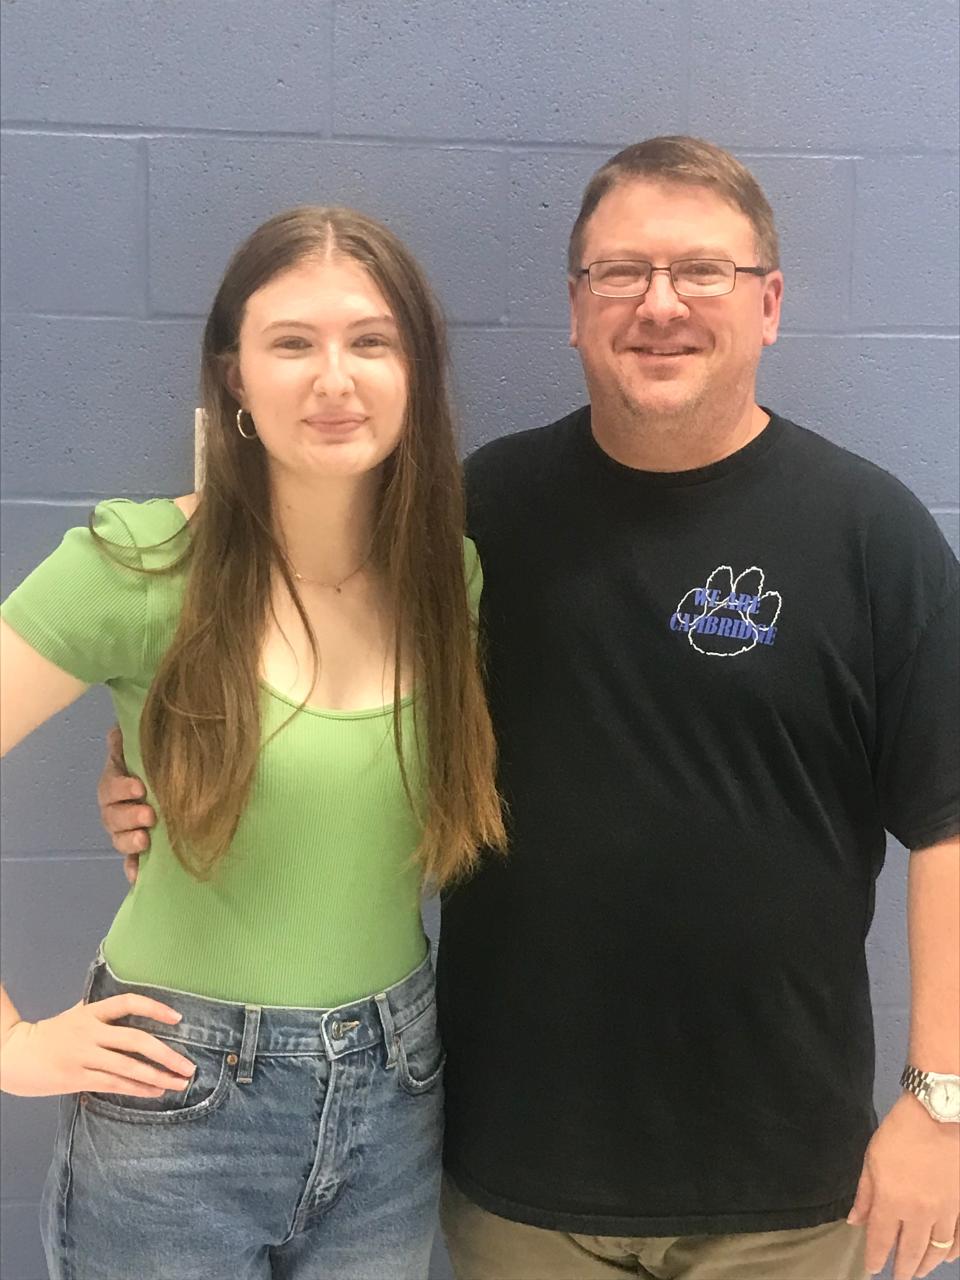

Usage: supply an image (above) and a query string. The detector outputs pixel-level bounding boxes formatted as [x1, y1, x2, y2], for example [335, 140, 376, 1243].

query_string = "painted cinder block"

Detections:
[1, 502, 103, 597]
[688, 0, 959, 150]
[0, 0, 333, 133]
[506, 149, 625, 326]
[873, 1006, 910, 1119]
[866, 841, 909, 1011]
[0, 686, 121, 857]
[0, 859, 129, 1202]
[853, 156, 960, 328]
[935, 512, 960, 558]
[0, 1096, 59, 1212]
[744, 156, 854, 331]
[147, 139, 507, 324]
[1, 134, 143, 316]
[450, 327, 586, 455]
[0, 1200, 47, 1280]
[758, 335, 959, 507]
[0, 317, 201, 497]
[333, 0, 688, 144]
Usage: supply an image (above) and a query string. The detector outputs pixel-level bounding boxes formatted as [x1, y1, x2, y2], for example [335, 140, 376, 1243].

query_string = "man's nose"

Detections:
[634, 269, 689, 322]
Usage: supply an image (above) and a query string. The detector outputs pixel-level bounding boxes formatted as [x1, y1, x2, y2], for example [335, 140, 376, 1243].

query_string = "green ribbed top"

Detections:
[2, 499, 481, 1007]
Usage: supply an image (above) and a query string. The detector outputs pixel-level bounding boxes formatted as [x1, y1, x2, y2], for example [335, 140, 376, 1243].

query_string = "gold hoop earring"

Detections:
[236, 408, 257, 440]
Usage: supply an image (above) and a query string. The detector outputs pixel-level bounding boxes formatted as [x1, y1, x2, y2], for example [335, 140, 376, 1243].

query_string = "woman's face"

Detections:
[230, 256, 408, 483]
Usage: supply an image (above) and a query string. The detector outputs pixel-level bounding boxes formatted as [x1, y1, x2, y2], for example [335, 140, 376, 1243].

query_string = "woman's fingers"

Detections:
[86, 1046, 193, 1093]
[89, 993, 183, 1025]
[101, 1024, 195, 1079]
[81, 1070, 167, 1099]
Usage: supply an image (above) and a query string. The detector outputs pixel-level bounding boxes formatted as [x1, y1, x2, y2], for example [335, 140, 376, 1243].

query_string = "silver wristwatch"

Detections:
[900, 1066, 960, 1122]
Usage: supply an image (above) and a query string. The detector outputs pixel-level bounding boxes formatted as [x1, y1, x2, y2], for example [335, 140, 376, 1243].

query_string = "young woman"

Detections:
[0, 206, 504, 1279]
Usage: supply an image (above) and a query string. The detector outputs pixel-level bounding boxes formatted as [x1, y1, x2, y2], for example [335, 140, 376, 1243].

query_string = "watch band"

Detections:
[900, 1065, 960, 1122]
[901, 1064, 930, 1095]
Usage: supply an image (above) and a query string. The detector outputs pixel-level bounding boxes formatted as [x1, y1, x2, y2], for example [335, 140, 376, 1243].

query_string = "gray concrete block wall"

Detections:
[1, 3, 957, 1277]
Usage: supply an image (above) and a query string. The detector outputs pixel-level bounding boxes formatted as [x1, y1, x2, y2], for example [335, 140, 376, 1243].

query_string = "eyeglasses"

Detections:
[575, 259, 770, 299]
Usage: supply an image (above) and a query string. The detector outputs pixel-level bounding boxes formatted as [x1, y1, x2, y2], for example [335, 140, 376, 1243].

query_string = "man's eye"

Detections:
[683, 262, 724, 279]
[598, 265, 645, 284]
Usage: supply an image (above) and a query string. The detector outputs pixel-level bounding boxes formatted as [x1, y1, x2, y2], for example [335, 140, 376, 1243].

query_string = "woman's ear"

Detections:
[224, 357, 245, 408]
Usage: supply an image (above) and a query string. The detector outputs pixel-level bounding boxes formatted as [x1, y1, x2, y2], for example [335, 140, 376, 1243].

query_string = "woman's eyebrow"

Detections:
[260, 314, 398, 333]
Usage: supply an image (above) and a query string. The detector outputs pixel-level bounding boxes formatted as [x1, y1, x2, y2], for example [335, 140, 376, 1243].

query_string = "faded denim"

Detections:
[41, 950, 444, 1279]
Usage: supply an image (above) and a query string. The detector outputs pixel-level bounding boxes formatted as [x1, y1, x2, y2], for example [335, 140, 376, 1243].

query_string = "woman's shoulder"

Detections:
[462, 536, 482, 618]
[90, 497, 192, 550]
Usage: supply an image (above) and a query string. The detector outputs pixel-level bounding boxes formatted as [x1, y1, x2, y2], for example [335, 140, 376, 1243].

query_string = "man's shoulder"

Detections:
[773, 413, 957, 595]
[465, 406, 588, 493]
[774, 412, 933, 514]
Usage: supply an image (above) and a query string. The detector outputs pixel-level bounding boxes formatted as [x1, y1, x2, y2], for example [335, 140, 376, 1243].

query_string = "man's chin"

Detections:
[618, 384, 701, 422]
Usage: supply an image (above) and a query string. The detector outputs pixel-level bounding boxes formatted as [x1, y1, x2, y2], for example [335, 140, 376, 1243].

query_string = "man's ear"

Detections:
[761, 271, 784, 348]
[568, 277, 580, 348]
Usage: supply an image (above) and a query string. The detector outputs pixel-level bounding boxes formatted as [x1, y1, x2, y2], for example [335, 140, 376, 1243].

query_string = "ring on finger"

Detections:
[928, 1237, 953, 1250]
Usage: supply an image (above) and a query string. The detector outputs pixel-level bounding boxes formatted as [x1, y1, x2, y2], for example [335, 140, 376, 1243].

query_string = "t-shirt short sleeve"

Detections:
[1, 500, 151, 685]
[868, 487, 960, 849]
[875, 582, 960, 849]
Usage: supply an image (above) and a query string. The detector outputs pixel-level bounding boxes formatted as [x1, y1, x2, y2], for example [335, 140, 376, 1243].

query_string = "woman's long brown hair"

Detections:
[133, 206, 504, 885]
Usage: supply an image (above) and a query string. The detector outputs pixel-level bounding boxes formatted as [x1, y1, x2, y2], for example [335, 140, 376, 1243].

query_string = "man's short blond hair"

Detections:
[567, 136, 780, 275]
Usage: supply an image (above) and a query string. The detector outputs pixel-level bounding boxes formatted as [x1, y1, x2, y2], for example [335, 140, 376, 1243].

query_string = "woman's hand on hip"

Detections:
[0, 994, 195, 1097]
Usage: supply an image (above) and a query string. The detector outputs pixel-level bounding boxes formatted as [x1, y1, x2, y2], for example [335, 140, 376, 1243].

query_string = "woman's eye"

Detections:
[274, 336, 310, 351]
[355, 334, 390, 351]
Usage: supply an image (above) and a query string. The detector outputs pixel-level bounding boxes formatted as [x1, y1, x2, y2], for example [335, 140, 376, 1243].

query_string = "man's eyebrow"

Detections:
[261, 314, 398, 333]
[593, 246, 735, 261]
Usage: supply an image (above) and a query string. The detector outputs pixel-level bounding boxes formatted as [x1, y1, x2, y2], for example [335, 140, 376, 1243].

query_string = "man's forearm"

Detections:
[907, 834, 960, 1073]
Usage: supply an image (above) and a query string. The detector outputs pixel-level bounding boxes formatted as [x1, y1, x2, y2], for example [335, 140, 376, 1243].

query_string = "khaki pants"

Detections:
[441, 1176, 866, 1280]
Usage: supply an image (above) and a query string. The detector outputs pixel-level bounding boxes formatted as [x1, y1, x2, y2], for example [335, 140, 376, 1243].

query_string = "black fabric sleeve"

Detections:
[875, 582, 960, 849]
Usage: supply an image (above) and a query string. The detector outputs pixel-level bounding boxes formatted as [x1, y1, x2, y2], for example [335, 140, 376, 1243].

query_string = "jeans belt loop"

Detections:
[236, 1005, 262, 1085]
[374, 993, 398, 1069]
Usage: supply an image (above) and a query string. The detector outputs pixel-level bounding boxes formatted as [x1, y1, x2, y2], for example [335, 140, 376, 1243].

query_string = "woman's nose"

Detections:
[312, 349, 354, 397]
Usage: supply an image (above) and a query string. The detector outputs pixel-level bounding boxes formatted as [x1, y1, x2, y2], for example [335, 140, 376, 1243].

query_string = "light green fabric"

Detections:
[2, 499, 481, 1006]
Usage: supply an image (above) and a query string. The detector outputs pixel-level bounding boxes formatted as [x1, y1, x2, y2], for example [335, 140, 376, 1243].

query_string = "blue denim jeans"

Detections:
[41, 949, 444, 1279]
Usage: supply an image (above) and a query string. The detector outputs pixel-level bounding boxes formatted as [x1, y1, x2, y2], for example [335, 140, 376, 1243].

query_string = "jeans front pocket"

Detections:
[395, 999, 445, 1096]
[82, 1038, 232, 1125]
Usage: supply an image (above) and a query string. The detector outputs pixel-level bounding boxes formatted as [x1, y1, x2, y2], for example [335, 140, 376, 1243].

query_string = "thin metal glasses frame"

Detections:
[575, 259, 770, 299]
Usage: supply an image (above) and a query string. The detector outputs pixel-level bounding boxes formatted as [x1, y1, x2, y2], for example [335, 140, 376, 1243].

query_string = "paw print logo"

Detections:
[672, 565, 782, 657]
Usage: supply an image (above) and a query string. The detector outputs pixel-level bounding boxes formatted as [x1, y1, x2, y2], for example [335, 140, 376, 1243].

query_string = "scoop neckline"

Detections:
[261, 679, 414, 720]
[153, 499, 413, 721]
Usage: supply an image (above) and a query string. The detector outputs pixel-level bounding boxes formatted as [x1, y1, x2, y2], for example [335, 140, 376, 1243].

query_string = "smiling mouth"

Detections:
[302, 415, 366, 431]
[631, 346, 699, 356]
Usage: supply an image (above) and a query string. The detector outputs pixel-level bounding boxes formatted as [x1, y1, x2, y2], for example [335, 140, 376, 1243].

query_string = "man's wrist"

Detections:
[900, 1065, 960, 1123]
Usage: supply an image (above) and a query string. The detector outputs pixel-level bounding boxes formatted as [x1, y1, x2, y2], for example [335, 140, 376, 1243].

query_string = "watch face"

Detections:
[928, 1080, 960, 1121]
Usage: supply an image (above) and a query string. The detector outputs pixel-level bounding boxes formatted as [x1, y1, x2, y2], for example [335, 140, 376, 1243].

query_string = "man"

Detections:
[100, 138, 958, 1280]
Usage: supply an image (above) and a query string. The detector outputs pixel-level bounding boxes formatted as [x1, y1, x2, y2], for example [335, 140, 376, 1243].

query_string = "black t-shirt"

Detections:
[437, 407, 960, 1236]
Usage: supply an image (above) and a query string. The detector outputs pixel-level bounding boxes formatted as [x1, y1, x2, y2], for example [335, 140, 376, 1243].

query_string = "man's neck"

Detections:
[589, 398, 770, 474]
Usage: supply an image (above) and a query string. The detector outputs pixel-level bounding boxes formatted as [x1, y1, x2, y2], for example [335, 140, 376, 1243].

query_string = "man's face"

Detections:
[568, 180, 783, 425]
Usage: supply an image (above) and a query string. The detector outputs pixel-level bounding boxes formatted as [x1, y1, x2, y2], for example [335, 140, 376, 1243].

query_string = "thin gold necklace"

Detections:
[292, 550, 373, 594]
